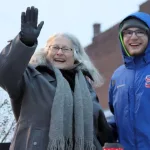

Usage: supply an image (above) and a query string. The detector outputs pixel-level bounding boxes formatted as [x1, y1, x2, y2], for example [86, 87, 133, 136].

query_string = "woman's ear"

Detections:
[74, 60, 79, 64]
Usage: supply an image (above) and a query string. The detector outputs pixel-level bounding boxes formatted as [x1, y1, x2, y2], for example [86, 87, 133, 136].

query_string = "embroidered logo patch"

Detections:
[145, 75, 150, 88]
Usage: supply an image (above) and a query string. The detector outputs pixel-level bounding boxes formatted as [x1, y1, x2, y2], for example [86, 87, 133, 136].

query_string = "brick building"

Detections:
[86, 0, 150, 110]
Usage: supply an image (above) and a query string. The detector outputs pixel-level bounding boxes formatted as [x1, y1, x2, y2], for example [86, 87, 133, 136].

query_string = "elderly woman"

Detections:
[0, 6, 114, 150]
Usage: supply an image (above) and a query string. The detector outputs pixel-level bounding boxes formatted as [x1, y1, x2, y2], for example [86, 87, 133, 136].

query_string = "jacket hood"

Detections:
[119, 12, 150, 68]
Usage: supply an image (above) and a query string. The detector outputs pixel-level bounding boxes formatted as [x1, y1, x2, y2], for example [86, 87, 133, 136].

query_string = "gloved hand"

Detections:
[20, 6, 44, 46]
[103, 143, 124, 150]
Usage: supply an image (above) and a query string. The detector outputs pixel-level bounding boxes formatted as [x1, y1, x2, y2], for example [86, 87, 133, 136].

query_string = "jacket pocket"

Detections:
[27, 128, 43, 150]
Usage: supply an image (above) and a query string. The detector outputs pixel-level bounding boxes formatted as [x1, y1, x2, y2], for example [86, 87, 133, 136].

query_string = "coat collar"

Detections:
[32, 64, 55, 82]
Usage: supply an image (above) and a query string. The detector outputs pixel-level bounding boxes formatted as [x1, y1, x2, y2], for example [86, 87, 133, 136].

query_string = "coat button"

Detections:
[33, 142, 37, 145]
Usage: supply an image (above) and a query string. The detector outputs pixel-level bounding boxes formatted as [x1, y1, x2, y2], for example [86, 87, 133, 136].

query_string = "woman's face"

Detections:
[46, 36, 75, 70]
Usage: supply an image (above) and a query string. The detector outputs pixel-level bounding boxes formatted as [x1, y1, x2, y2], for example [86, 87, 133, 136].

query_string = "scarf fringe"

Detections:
[47, 138, 64, 150]
[74, 139, 96, 150]
[74, 138, 84, 150]
[65, 138, 73, 150]
[47, 138, 73, 150]
[47, 138, 96, 150]
[84, 142, 96, 150]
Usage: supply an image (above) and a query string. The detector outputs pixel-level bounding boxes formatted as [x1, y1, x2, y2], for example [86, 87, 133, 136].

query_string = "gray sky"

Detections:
[0, 0, 146, 50]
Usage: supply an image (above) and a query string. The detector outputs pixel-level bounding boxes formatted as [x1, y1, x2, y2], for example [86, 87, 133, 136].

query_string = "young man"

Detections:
[109, 12, 150, 150]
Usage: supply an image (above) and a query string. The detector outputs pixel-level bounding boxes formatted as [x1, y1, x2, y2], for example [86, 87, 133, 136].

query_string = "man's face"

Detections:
[122, 27, 148, 56]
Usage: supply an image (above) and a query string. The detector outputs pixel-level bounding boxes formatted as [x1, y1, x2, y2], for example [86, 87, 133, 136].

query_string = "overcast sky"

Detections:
[0, 0, 146, 50]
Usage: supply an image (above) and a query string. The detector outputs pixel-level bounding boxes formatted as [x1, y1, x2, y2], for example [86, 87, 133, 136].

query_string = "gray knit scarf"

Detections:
[47, 66, 96, 150]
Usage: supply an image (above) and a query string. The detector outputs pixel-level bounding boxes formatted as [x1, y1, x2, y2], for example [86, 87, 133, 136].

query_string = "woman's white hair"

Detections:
[30, 33, 104, 87]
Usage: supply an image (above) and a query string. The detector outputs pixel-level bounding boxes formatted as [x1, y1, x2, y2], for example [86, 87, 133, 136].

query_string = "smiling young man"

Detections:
[108, 12, 150, 150]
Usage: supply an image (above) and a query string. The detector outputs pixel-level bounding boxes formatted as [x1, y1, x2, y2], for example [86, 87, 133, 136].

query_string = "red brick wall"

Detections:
[86, 0, 150, 109]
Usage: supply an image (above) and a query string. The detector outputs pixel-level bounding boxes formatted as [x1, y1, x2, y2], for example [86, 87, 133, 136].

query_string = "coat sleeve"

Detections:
[86, 80, 115, 146]
[108, 79, 118, 140]
[0, 34, 37, 100]
[108, 79, 114, 114]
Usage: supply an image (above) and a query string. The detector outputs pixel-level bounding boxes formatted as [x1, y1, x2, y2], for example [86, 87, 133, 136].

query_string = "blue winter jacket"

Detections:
[109, 12, 150, 150]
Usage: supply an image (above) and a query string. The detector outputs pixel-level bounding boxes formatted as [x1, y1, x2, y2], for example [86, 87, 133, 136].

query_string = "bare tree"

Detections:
[0, 88, 16, 143]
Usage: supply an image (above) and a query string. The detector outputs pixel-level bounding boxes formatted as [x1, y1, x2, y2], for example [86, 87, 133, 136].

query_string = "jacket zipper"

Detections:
[133, 69, 137, 150]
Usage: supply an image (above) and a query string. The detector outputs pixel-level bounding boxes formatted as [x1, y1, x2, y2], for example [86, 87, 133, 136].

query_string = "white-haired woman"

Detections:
[30, 33, 104, 88]
[0, 7, 115, 150]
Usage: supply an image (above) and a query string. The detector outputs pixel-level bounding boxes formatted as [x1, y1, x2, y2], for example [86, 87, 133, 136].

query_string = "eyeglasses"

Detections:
[48, 45, 73, 53]
[122, 29, 147, 38]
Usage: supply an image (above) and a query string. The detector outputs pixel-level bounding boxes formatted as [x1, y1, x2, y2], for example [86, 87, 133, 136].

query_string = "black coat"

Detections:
[0, 35, 114, 150]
